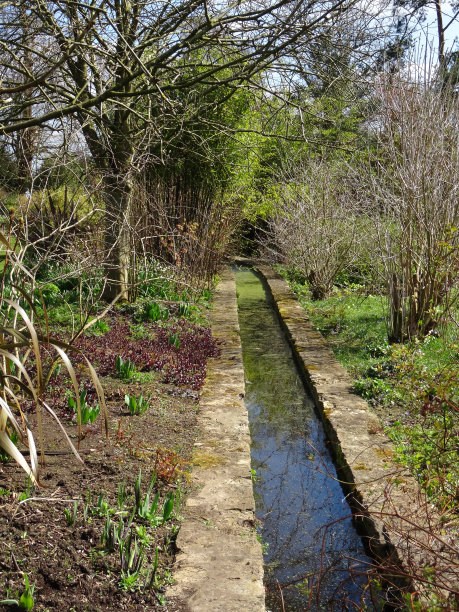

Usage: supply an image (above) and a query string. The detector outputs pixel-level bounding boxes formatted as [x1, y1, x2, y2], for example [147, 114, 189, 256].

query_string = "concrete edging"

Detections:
[256, 265, 451, 580]
[168, 262, 455, 609]
[167, 267, 265, 612]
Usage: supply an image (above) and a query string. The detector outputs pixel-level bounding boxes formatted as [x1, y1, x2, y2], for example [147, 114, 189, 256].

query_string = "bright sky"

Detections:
[414, 3, 459, 55]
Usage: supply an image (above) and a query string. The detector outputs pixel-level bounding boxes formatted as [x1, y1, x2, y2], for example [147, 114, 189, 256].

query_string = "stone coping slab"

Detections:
[169, 261, 456, 609]
[255, 264, 457, 598]
[167, 267, 265, 612]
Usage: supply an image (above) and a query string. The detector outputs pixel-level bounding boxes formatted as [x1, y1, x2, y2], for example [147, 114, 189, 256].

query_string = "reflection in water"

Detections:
[236, 268, 373, 611]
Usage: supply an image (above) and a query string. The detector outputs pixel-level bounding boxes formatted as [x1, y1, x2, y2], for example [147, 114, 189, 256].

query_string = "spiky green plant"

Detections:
[124, 393, 150, 416]
[115, 355, 136, 380]
[0, 231, 108, 483]
[0, 572, 35, 610]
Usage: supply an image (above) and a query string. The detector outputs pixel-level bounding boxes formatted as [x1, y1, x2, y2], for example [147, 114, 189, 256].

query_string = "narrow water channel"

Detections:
[235, 267, 373, 611]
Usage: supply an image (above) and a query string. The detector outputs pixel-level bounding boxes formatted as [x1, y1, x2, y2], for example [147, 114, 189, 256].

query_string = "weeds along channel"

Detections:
[0, 266, 221, 611]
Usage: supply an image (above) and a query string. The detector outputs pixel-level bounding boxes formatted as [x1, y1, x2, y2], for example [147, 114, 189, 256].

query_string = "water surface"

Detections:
[236, 267, 372, 611]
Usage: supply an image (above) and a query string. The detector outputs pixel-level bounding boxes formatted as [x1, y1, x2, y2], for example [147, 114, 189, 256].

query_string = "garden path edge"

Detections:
[167, 267, 265, 612]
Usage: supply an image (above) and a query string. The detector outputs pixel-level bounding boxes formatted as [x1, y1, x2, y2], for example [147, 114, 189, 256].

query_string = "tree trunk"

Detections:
[389, 272, 404, 343]
[435, 0, 445, 70]
[101, 173, 132, 302]
[80, 114, 134, 302]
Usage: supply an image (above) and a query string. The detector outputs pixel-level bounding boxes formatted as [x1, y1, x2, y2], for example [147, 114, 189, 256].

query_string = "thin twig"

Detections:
[276, 579, 286, 612]
[18, 496, 79, 505]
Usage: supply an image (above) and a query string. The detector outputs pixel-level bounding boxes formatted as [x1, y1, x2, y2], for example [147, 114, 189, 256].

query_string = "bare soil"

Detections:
[0, 315, 215, 612]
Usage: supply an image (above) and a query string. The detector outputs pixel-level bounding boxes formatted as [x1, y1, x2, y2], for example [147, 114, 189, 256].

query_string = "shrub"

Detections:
[269, 160, 369, 299]
[360, 70, 459, 341]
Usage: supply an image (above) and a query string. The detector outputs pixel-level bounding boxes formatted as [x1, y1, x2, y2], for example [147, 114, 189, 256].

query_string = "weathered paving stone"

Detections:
[167, 267, 265, 612]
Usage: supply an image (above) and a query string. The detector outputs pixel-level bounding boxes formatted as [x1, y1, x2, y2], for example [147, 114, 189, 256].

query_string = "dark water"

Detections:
[235, 268, 373, 611]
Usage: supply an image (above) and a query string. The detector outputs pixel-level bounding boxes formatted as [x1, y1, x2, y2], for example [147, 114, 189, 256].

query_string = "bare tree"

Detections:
[362, 68, 459, 341]
[0, 0, 379, 299]
[393, 0, 459, 69]
[268, 159, 367, 299]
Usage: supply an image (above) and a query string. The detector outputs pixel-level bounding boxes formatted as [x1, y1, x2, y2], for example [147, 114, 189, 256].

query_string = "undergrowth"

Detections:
[277, 267, 459, 512]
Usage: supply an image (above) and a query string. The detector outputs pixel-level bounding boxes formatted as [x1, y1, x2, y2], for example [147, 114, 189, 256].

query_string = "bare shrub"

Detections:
[362, 71, 459, 342]
[269, 160, 368, 299]
[362, 481, 459, 610]
[127, 169, 243, 297]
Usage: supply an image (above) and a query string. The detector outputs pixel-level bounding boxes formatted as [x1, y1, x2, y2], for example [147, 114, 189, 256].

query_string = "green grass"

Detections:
[296, 290, 388, 374]
[287, 281, 457, 395]
[278, 268, 459, 511]
[133, 371, 159, 385]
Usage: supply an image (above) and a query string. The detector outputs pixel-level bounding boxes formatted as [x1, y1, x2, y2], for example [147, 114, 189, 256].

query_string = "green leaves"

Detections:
[69, 389, 100, 424]
[167, 332, 180, 349]
[134, 470, 175, 526]
[94, 471, 177, 596]
[162, 492, 174, 524]
[134, 470, 159, 521]
[64, 500, 79, 526]
[0, 574, 35, 610]
[124, 393, 150, 416]
[143, 301, 168, 322]
[115, 355, 137, 381]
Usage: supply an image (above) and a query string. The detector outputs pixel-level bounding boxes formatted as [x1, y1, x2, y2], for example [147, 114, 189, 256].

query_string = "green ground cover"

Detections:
[278, 268, 459, 513]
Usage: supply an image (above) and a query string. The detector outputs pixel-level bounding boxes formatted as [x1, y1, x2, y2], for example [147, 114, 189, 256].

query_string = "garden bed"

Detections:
[0, 309, 220, 611]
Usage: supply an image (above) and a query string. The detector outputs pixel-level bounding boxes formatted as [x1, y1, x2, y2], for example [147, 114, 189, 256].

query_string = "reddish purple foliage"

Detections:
[74, 317, 221, 390]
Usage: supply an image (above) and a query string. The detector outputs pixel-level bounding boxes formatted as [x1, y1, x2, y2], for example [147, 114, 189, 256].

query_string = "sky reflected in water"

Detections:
[236, 267, 374, 611]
